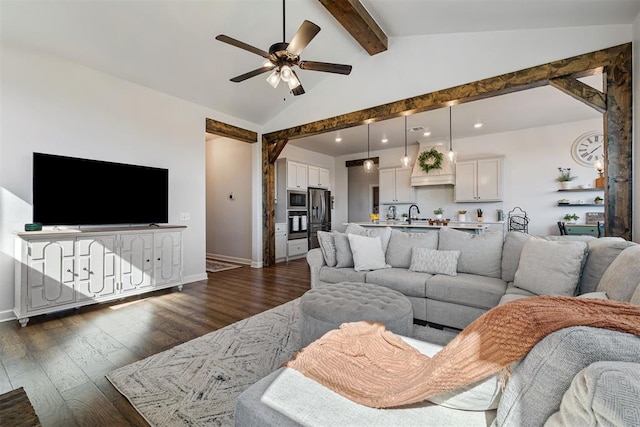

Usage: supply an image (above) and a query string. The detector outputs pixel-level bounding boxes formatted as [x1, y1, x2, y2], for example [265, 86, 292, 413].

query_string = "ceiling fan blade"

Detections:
[287, 20, 321, 56]
[299, 60, 352, 75]
[230, 65, 275, 83]
[215, 35, 270, 59]
[291, 84, 305, 96]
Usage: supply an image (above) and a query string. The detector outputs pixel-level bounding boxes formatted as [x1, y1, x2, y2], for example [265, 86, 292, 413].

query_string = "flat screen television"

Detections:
[33, 152, 169, 226]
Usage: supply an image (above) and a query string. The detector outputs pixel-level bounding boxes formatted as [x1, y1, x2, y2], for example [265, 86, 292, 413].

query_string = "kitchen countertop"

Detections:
[348, 221, 490, 231]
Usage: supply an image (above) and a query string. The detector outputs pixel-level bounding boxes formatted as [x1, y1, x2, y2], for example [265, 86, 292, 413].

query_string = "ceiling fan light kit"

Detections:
[215, 0, 352, 96]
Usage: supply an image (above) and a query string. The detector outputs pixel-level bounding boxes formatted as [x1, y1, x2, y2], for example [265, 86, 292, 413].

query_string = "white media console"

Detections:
[14, 225, 185, 327]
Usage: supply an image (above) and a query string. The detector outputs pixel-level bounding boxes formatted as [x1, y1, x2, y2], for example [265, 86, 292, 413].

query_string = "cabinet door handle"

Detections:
[66, 269, 78, 277]
[82, 267, 94, 274]
[157, 258, 161, 261]
[146, 259, 150, 262]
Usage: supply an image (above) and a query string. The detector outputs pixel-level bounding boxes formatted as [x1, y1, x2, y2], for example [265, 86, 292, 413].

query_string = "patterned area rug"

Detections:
[206, 259, 242, 273]
[107, 299, 457, 426]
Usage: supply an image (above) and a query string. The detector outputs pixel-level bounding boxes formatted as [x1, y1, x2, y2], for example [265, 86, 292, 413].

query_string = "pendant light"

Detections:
[363, 124, 374, 173]
[401, 115, 411, 168]
[447, 106, 457, 164]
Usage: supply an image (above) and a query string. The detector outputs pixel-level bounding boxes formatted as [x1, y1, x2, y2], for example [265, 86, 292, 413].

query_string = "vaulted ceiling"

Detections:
[2, 0, 638, 153]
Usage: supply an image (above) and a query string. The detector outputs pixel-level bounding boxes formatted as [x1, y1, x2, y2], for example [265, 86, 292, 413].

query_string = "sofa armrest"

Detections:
[307, 248, 326, 288]
[496, 326, 640, 426]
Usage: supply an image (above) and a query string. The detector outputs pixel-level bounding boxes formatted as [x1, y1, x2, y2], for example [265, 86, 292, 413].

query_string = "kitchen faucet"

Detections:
[407, 204, 420, 224]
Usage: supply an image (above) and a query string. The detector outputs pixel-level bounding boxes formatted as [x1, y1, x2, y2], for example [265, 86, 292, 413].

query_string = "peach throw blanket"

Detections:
[285, 296, 640, 408]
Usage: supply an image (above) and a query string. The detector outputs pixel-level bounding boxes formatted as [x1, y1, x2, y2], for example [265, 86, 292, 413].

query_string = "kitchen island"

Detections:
[348, 221, 490, 234]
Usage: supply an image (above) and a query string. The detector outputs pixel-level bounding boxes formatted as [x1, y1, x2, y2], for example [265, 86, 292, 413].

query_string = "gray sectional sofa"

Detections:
[308, 224, 640, 330]
[234, 227, 640, 426]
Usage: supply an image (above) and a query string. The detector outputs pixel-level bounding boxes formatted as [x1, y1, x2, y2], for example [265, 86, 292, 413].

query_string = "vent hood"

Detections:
[410, 143, 455, 186]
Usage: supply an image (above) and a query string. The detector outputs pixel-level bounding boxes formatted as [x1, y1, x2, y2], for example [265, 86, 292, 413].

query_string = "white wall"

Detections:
[0, 46, 259, 320]
[336, 119, 602, 237]
[206, 136, 253, 263]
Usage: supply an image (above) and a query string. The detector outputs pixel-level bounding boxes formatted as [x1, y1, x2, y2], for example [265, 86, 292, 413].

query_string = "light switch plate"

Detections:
[180, 213, 190, 221]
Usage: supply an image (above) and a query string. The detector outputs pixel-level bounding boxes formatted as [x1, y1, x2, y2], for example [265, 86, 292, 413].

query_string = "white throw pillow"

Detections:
[513, 239, 587, 296]
[347, 234, 389, 272]
[409, 248, 460, 276]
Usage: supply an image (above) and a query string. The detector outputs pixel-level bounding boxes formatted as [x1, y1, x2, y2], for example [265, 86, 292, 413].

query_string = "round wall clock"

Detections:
[571, 131, 604, 167]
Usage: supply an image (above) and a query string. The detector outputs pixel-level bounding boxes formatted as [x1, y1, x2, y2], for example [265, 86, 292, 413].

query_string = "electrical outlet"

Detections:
[180, 212, 190, 221]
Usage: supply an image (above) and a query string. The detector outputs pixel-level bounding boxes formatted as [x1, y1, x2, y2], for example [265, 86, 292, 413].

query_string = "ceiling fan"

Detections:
[215, 0, 352, 96]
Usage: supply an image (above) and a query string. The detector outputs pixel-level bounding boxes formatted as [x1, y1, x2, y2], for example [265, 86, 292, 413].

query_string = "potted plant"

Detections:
[433, 208, 444, 219]
[457, 210, 467, 222]
[556, 167, 577, 189]
[563, 213, 579, 224]
[594, 196, 603, 204]
[401, 213, 408, 222]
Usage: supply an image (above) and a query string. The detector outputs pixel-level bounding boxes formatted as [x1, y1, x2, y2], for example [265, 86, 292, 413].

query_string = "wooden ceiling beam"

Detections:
[549, 76, 606, 114]
[318, 0, 388, 55]
[205, 118, 257, 143]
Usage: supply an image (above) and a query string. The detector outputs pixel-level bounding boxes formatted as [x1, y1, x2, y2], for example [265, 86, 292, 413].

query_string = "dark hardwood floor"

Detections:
[0, 258, 311, 426]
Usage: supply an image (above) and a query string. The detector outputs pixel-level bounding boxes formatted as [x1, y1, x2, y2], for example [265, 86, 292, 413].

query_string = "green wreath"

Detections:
[417, 148, 443, 173]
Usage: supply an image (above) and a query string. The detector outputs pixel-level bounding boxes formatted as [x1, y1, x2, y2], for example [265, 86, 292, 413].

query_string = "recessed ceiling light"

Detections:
[335, 137, 342, 142]
[474, 123, 483, 129]
[381, 138, 388, 143]
[423, 131, 431, 137]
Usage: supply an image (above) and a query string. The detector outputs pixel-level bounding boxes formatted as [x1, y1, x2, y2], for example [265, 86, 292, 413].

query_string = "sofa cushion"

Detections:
[409, 248, 460, 276]
[387, 230, 438, 268]
[318, 266, 366, 284]
[365, 268, 429, 298]
[317, 230, 337, 267]
[333, 231, 354, 268]
[577, 291, 608, 300]
[545, 361, 640, 427]
[513, 239, 587, 296]
[501, 232, 534, 282]
[345, 224, 392, 254]
[498, 293, 529, 305]
[580, 238, 635, 294]
[438, 228, 503, 279]
[347, 234, 389, 272]
[426, 273, 507, 310]
[385, 230, 438, 268]
[596, 245, 640, 302]
[504, 283, 536, 297]
[631, 284, 640, 306]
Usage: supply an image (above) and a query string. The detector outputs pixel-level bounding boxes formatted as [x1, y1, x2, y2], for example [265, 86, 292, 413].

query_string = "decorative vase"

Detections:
[458, 214, 466, 222]
[435, 214, 443, 219]
[560, 181, 571, 190]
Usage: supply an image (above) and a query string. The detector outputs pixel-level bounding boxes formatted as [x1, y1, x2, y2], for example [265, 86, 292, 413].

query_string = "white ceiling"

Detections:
[2, 0, 637, 155]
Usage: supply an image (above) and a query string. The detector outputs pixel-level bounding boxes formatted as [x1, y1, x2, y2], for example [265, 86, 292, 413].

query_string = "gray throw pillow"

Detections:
[316, 230, 337, 267]
[596, 245, 640, 302]
[344, 224, 392, 254]
[409, 248, 460, 276]
[438, 228, 504, 279]
[501, 231, 534, 282]
[385, 230, 439, 268]
[333, 231, 353, 268]
[579, 238, 635, 294]
[513, 239, 587, 296]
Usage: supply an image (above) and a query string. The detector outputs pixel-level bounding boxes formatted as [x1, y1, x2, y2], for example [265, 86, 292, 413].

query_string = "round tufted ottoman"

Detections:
[299, 282, 413, 348]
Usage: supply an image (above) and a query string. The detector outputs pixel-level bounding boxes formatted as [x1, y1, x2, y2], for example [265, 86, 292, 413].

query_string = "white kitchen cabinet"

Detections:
[379, 167, 414, 203]
[287, 160, 308, 190]
[275, 223, 288, 262]
[308, 165, 330, 189]
[455, 157, 504, 202]
[14, 226, 185, 326]
[287, 238, 308, 259]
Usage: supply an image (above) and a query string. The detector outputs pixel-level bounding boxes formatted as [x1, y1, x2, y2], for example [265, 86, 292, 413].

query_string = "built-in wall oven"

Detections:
[287, 190, 307, 210]
[288, 210, 308, 240]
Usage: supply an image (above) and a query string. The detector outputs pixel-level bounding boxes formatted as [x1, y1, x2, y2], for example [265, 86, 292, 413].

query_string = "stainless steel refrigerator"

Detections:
[308, 187, 331, 249]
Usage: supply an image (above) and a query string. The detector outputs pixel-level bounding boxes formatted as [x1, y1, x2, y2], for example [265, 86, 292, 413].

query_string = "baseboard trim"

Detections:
[250, 260, 263, 268]
[206, 253, 252, 266]
[0, 309, 16, 323]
